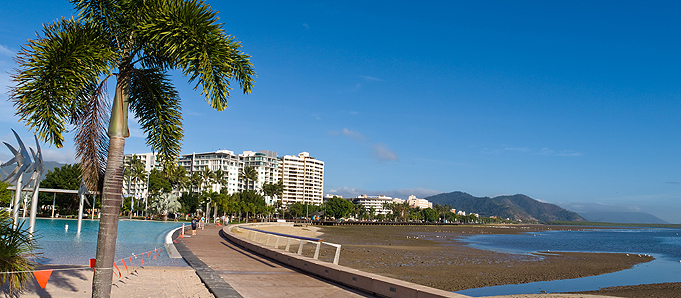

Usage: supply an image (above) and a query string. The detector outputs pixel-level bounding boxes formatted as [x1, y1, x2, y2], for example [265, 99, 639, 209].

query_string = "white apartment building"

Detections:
[406, 195, 433, 209]
[124, 150, 324, 207]
[122, 152, 160, 199]
[353, 195, 393, 215]
[178, 150, 241, 194]
[279, 152, 324, 207]
[239, 150, 279, 205]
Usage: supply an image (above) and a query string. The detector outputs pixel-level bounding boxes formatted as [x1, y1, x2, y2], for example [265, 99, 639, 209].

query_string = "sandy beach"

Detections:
[256, 224, 681, 297]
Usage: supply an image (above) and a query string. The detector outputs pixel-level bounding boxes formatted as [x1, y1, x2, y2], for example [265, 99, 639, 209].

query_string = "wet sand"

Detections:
[257, 224, 676, 297]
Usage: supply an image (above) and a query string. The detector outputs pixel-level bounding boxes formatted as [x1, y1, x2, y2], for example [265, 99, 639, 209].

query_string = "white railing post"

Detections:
[314, 241, 321, 259]
[285, 238, 291, 251]
[274, 236, 280, 249]
[297, 239, 304, 255]
[333, 244, 341, 265]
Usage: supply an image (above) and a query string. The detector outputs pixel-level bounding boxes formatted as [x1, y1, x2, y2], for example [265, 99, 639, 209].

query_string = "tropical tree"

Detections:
[0, 181, 11, 207]
[200, 167, 215, 192]
[168, 164, 189, 194]
[190, 172, 202, 194]
[10, 0, 255, 296]
[213, 169, 228, 190]
[148, 168, 171, 195]
[0, 210, 39, 296]
[239, 166, 258, 191]
[149, 193, 181, 221]
[123, 155, 146, 218]
[38, 164, 82, 214]
[324, 196, 354, 219]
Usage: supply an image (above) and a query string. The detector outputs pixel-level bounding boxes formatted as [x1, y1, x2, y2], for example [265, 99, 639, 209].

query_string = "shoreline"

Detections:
[257, 224, 679, 297]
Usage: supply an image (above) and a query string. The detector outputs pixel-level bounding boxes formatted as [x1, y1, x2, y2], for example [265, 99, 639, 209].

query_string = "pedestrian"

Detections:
[200, 216, 205, 230]
[191, 216, 198, 235]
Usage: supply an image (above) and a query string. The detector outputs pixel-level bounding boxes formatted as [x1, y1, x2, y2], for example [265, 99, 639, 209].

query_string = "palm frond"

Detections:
[128, 68, 183, 173]
[75, 78, 111, 192]
[137, 0, 255, 111]
[10, 18, 115, 148]
[0, 210, 39, 296]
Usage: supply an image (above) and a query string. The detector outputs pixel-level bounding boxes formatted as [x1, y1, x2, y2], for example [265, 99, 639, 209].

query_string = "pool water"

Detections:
[26, 218, 188, 267]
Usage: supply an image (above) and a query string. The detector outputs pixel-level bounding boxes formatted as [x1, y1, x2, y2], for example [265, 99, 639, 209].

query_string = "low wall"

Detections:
[222, 223, 469, 298]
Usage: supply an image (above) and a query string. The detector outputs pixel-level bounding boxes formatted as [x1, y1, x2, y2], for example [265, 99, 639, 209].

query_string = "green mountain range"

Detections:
[424, 191, 585, 223]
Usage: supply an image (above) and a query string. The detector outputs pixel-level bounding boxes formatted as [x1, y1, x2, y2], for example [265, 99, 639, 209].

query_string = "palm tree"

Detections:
[239, 166, 258, 191]
[123, 154, 146, 218]
[0, 210, 39, 296]
[213, 169, 228, 192]
[10, 1, 254, 296]
[200, 167, 216, 192]
[168, 164, 189, 194]
[190, 172, 202, 194]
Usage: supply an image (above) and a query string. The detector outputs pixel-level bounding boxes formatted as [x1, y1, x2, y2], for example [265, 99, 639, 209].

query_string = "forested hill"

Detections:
[424, 191, 585, 223]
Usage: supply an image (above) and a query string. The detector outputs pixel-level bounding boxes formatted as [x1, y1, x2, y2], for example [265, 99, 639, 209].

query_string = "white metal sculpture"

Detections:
[77, 181, 91, 234]
[1, 129, 34, 229]
[26, 135, 45, 233]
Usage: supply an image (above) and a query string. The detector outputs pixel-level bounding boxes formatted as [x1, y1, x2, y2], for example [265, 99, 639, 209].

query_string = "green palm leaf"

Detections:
[129, 68, 183, 172]
[137, 0, 255, 110]
[11, 18, 115, 148]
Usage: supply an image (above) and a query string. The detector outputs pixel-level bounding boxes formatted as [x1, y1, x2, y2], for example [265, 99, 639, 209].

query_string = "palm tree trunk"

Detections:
[92, 136, 125, 297]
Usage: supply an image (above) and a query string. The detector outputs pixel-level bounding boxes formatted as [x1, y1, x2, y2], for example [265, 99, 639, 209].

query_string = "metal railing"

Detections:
[238, 226, 341, 265]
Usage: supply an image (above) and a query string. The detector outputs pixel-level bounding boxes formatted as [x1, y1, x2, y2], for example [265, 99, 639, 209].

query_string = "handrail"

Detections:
[240, 226, 324, 242]
[235, 224, 341, 265]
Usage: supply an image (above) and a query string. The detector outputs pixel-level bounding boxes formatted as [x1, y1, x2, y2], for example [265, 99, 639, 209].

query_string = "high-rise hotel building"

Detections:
[177, 150, 241, 194]
[124, 150, 323, 207]
[279, 152, 324, 207]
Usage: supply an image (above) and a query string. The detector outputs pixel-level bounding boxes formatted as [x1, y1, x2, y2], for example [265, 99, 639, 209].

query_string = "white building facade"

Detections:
[279, 152, 324, 207]
[353, 195, 393, 215]
[178, 150, 241, 194]
[125, 150, 324, 207]
[239, 150, 280, 205]
[406, 195, 433, 209]
[122, 152, 160, 199]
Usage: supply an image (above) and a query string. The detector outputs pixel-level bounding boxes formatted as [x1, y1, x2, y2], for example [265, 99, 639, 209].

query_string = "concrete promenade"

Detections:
[180, 224, 373, 298]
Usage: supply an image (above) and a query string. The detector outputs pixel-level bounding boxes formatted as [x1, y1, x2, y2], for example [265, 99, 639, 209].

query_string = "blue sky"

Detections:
[1, 1, 680, 223]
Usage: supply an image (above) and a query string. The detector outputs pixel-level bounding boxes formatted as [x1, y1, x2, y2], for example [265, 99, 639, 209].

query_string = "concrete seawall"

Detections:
[222, 223, 470, 298]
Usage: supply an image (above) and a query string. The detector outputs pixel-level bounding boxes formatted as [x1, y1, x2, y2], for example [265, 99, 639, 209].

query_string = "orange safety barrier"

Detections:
[121, 259, 128, 274]
[113, 262, 121, 278]
[33, 270, 53, 289]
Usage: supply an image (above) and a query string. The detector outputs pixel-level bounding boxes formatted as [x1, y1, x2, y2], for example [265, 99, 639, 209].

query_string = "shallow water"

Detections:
[25, 218, 188, 267]
[454, 228, 681, 296]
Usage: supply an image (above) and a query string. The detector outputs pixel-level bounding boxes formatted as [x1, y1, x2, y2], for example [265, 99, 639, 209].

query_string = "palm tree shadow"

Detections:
[20, 265, 92, 297]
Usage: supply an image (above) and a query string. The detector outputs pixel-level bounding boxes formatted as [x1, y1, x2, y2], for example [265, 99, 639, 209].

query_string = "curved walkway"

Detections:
[178, 224, 373, 298]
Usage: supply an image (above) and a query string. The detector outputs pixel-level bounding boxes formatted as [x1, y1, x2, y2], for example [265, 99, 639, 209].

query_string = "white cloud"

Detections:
[341, 128, 364, 141]
[328, 128, 398, 162]
[326, 187, 442, 200]
[0, 44, 14, 57]
[328, 128, 365, 141]
[372, 143, 398, 161]
[359, 75, 384, 82]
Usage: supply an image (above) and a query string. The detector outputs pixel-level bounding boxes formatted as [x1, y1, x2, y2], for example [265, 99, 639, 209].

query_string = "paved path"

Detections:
[180, 224, 373, 298]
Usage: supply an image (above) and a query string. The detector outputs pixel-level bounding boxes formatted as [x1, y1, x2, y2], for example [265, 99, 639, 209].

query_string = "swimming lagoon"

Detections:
[27, 218, 188, 267]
